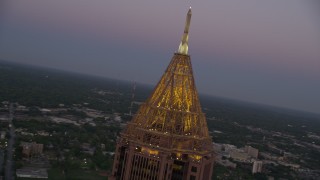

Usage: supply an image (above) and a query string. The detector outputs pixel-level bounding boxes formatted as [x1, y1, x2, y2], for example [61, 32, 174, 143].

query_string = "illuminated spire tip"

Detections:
[178, 8, 192, 55]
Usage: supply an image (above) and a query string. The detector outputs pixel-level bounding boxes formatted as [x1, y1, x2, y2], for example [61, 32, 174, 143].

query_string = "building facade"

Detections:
[21, 142, 44, 158]
[252, 161, 263, 174]
[245, 145, 259, 159]
[111, 8, 214, 180]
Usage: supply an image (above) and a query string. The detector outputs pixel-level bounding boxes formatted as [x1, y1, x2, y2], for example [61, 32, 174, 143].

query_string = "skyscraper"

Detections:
[111, 8, 214, 180]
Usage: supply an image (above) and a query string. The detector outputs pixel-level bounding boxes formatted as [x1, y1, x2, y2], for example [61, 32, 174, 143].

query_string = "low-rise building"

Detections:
[16, 168, 48, 179]
[230, 150, 249, 162]
[252, 161, 263, 174]
[21, 142, 44, 158]
[245, 145, 259, 159]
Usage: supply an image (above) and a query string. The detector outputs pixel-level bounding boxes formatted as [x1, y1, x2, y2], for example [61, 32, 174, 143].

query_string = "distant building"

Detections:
[278, 161, 300, 169]
[16, 168, 48, 179]
[245, 145, 259, 159]
[1, 101, 8, 104]
[215, 155, 237, 168]
[0, 131, 5, 139]
[101, 144, 106, 150]
[223, 144, 237, 152]
[230, 150, 249, 162]
[81, 143, 95, 155]
[21, 142, 43, 158]
[113, 114, 122, 122]
[40, 108, 51, 113]
[267, 143, 284, 155]
[213, 143, 223, 152]
[16, 105, 28, 111]
[252, 161, 263, 174]
[267, 176, 275, 180]
[0, 116, 9, 122]
[259, 152, 279, 161]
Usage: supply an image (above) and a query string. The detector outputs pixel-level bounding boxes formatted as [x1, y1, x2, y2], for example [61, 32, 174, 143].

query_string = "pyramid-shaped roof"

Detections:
[122, 8, 213, 154]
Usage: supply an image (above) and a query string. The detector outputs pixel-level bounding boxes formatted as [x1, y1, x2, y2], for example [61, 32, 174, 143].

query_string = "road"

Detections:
[5, 103, 15, 180]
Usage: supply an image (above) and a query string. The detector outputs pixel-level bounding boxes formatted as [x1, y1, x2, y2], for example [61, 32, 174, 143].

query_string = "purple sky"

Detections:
[0, 0, 320, 113]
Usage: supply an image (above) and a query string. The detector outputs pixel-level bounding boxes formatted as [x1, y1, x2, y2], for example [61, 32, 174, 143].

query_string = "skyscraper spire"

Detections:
[111, 7, 214, 180]
[178, 7, 192, 55]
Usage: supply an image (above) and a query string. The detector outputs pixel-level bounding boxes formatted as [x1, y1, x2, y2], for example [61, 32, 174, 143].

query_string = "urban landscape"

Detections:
[0, 60, 320, 179]
[1, 1, 320, 180]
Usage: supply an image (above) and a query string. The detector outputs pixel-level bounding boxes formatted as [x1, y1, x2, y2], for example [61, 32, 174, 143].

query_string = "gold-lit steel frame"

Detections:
[123, 53, 213, 154]
[111, 53, 214, 180]
[111, 8, 214, 180]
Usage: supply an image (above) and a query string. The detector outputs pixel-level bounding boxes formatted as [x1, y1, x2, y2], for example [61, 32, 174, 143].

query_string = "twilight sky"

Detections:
[0, 0, 320, 113]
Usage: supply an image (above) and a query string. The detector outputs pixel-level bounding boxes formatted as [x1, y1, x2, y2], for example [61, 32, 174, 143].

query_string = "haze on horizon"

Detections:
[0, 0, 319, 114]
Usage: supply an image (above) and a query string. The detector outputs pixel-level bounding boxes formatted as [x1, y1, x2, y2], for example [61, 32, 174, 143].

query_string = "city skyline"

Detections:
[0, 0, 320, 113]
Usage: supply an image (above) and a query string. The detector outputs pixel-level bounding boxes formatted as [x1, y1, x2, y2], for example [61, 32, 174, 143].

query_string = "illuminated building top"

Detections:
[121, 7, 213, 155]
[111, 8, 214, 180]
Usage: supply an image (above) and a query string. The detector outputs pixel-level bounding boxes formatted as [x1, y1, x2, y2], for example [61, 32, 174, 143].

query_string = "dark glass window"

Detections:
[191, 166, 197, 172]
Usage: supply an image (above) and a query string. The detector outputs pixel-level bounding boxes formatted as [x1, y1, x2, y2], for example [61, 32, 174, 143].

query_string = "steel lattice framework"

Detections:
[123, 53, 213, 153]
[111, 8, 214, 180]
